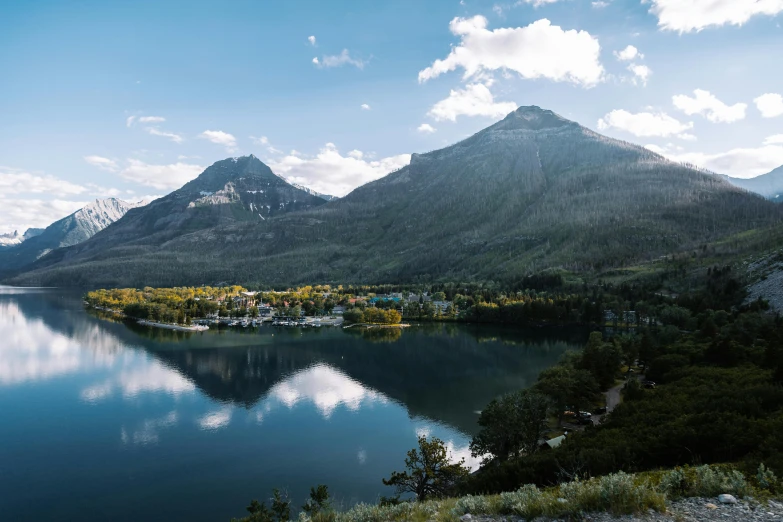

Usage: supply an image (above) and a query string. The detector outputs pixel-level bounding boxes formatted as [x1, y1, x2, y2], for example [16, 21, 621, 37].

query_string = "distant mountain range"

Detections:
[0, 228, 44, 248]
[724, 165, 783, 201]
[6, 106, 782, 287]
[0, 198, 148, 276]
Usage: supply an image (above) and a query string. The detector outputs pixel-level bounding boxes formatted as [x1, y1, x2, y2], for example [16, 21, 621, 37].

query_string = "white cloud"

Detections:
[268, 364, 387, 419]
[417, 123, 437, 134]
[678, 133, 698, 141]
[126, 116, 136, 127]
[199, 130, 237, 152]
[649, 0, 783, 33]
[361, 103, 371, 110]
[428, 83, 517, 122]
[313, 49, 366, 69]
[118, 159, 205, 190]
[519, 0, 560, 6]
[418, 16, 604, 88]
[144, 127, 184, 143]
[0, 196, 87, 235]
[764, 134, 783, 145]
[627, 64, 652, 86]
[198, 407, 233, 430]
[308, 35, 316, 46]
[84, 155, 119, 172]
[672, 89, 747, 123]
[138, 116, 165, 124]
[662, 143, 783, 178]
[754, 93, 783, 118]
[592, 1, 609, 7]
[614, 45, 642, 61]
[250, 135, 282, 154]
[0, 166, 88, 195]
[267, 143, 410, 197]
[597, 109, 694, 138]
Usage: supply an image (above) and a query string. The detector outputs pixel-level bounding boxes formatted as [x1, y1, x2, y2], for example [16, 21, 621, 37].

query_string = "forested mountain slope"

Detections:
[7, 107, 781, 287]
[0, 198, 146, 276]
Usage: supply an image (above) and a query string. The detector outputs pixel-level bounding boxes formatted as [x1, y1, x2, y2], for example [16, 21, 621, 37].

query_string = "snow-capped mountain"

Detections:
[0, 228, 44, 248]
[0, 198, 149, 275]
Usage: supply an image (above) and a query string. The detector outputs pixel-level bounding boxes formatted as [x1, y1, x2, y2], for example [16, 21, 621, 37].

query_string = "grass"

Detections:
[297, 464, 781, 522]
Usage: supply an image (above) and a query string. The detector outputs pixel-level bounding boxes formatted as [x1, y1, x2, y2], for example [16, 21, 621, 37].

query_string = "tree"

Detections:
[535, 365, 599, 423]
[301, 485, 331, 516]
[470, 390, 550, 462]
[383, 436, 470, 500]
[580, 332, 622, 390]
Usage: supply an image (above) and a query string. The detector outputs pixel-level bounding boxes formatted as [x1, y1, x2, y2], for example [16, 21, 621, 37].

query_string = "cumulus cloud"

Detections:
[144, 127, 184, 143]
[199, 130, 237, 152]
[417, 123, 437, 134]
[0, 196, 86, 235]
[764, 134, 783, 145]
[361, 103, 371, 110]
[308, 35, 316, 46]
[672, 89, 747, 123]
[118, 159, 205, 190]
[418, 16, 604, 88]
[649, 0, 783, 33]
[754, 93, 783, 118]
[597, 110, 694, 138]
[614, 45, 642, 61]
[84, 155, 119, 173]
[660, 142, 783, 178]
[592, 1, 609, 7]
[313, 49, 366, 69]
[627, 64, 652, 86]
[428, 83, 517, 122]
[0, 167, 88, 195]
[267, 143, 411, 197]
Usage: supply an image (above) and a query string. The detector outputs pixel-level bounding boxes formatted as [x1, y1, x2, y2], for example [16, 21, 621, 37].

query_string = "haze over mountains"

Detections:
[5, 106, 782, 288]
[0, 198, 148, 275]
[725, 165, 783, 202]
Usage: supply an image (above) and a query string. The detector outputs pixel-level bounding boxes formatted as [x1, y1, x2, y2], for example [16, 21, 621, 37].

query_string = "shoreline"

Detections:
[136, 319, 209, 332]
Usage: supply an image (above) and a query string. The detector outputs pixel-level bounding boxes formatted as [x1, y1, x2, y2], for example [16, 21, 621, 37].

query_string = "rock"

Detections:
[460, 515, 473, 522]
[718, 494, 738, 504]
[705, 503, 718, 509]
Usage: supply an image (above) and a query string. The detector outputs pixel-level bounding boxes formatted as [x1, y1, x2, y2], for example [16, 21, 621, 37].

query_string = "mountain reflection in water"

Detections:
[0, 287, 586, 522]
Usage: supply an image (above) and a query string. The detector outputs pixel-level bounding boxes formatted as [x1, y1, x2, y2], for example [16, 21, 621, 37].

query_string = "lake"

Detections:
[0, 286, 588, 522]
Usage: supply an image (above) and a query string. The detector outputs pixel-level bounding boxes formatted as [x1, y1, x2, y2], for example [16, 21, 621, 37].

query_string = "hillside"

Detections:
[7, 107, 782, 287]
[0, 198, 146, 276]
[726, 165, 783, 201]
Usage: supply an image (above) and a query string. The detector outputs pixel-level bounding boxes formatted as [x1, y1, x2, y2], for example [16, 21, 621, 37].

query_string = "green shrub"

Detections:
[757, 464, 779, 492]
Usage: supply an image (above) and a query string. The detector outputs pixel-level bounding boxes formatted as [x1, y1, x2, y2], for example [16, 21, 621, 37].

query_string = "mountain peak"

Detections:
[490, 105, 576, 132]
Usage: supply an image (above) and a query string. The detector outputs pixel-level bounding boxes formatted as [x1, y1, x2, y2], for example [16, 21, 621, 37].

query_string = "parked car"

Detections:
[594, 406, 608, 414]
[643, 380, 656, 389]
[574, 416, 594, 426]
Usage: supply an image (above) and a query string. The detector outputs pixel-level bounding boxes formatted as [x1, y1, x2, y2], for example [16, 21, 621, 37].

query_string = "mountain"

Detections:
[0, 198, 147, 276]
[7, 107, 782, 287]
[3, 155, 328, 281]
[291, 183, 337, 201]
[725, 165, 783, 201]
[0, 228, 44, 248]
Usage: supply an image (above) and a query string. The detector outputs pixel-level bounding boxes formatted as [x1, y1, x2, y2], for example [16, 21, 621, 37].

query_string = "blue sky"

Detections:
[2, 0, 783, 234]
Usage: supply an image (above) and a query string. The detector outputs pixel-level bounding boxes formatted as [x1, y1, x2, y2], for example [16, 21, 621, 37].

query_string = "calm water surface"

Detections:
[0, 287, 587, 522]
